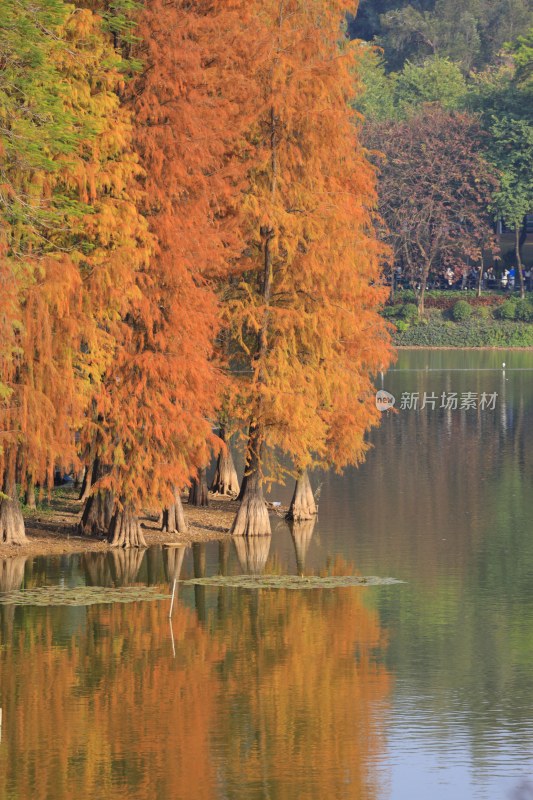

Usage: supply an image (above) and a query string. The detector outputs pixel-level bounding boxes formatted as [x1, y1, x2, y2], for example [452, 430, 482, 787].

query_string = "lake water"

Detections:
[1, 349, 533, 800]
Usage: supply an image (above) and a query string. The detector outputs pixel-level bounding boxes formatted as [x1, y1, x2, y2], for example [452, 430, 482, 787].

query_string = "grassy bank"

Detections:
[385, 291, 533, 347]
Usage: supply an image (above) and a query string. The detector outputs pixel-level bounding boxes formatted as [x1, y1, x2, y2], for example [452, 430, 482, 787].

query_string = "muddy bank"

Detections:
[0, 489, 244, 559]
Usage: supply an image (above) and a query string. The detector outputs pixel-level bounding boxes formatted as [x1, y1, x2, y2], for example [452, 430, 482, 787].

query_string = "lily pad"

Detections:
[180, 575, 403, 590]
[0, 586, 170, 607]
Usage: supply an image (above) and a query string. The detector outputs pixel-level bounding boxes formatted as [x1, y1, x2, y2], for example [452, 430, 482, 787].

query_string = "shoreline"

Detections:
[0, 491, 242, 560]
[395, 345, 533, 350]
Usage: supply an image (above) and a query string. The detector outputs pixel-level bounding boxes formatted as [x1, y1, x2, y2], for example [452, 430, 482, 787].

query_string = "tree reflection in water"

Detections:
[289, 518, 317, 575]
[0, 553, 391, 800]
[233, 534, 272, 575]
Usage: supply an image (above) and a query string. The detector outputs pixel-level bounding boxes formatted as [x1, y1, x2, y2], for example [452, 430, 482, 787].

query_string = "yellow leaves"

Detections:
[224, 0, 393, 476]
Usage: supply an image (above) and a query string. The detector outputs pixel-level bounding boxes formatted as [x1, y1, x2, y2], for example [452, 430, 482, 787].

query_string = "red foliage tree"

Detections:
[366, 107, 499, 314]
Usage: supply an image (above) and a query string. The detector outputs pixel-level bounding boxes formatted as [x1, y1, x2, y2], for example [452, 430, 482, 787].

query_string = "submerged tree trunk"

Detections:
[231, 470, 270, 536]
[286, 470, 317, 521]
[210, 431, 240, 497]
[161, 487, 188, 534]
[0, 474, 26, 545]
[108, 502, 146, 548]
[231, 428, 271, 537]
[78, 488, 114, 537]
[188, 467, 209, 507]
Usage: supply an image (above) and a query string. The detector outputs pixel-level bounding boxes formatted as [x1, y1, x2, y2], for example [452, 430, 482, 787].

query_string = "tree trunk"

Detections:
[188, 467, 209, 507]
[74, 466, 85, 489]
[418, 271, 428, 316]
[231, 428, 271, 537]
[78, 489, 114, 536]
[286, 470, 317, 521]
[24, 478, 36, 510]
[232, 115, 275, 529]
[236, 468, 248, 501]
[79, 455, 99, 501]
[477, 254, 484, 298]
[108, 502, 146, 548]
[0, 474, 26, 545]
[161, 487, 188, 533]
[210, 431, 240, 497]
[516, 226, 525, 299]
[290, 518, 317, 575]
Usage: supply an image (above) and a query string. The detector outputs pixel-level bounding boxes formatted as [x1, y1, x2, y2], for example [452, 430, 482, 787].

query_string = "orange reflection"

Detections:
[0, 556, 391, 800]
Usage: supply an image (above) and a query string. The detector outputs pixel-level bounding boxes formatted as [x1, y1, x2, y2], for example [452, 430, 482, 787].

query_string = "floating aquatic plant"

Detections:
[180, 575, 403, 590]
[0, 586, 170, 607]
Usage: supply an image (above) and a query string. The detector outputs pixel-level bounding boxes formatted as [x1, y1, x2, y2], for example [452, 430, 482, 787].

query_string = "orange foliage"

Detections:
[89, 0, 258, 512]
[0, 6, 151, 514]
[227, 0, 393, 487]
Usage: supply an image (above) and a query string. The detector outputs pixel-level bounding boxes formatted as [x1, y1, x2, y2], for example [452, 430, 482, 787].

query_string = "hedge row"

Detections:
[393, 319, 533, 347]
[391, 290, 507, 311]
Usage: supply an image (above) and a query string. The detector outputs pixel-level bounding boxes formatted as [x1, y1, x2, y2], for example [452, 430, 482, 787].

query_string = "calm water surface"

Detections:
[1, 349, 533, 800]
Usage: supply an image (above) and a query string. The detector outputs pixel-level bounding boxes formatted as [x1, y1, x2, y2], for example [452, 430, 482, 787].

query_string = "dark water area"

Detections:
[1, 349, 533, 799]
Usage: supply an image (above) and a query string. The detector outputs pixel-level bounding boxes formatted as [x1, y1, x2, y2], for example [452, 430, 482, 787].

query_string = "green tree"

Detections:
[472, 35, 533, 298]
[394, 56, 467, 111]
[355, 51, 467, 121]
[352, 0, 533, 73]
[354, 45, 397, 121]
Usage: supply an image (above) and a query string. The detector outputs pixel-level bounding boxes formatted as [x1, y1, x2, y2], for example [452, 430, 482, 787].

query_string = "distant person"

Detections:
[486, 266, 496, 289]
[509, 267, 516, 291]
[501, 269, 509, 290]
[445, 267, 454, 288]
